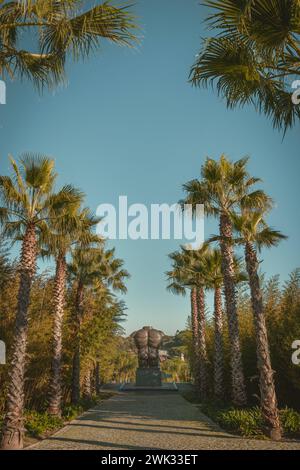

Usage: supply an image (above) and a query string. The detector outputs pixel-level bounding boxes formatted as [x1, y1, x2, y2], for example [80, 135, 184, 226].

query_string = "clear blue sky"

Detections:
[0, 0, 299, 335]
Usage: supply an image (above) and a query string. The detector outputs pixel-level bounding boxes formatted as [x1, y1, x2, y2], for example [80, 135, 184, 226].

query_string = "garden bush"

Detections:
[199, 403, 300, 439]
[24, 411, 63, 438]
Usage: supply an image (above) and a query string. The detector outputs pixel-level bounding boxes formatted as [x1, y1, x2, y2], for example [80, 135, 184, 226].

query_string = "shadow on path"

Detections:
[30, 389, 300, 450]
[47, 436, 159, 450]
[68, 422, 236, 439]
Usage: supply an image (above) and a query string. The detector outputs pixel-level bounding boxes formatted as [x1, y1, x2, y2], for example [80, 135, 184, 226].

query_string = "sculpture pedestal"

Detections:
[136, 367, 162, 387]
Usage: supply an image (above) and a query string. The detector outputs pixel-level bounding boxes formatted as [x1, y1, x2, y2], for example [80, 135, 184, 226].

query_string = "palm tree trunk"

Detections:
[71, 344, 81, 404]
[95, 361, 101, 395]
[245, 241, 281, 440]
[214, 286, 224, 400]
[190, 288, 200, 387]
[1, 223, 36, 450]
[71, 280, 84, 405]
[48, 254, 67, 416]
[83, 369, 92, 400]
[197, 286, 208, 400]
[219, 212, 247, 406]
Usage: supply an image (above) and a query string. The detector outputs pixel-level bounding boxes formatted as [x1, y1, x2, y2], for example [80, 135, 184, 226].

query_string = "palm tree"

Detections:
[68, 245, 129, 404]
[182, 155, 268, 406]
[188, 249, 210, 400]
[167, 247, 209, 400]
[167, 256, 200, 386]
[166, 266, 200, 387]
[202, 247, 247, 401]
[95, 361, 101, 394]
[190, 0, 300, 131]
[0, 154, 81, 450]
[41, 206, 102, 416]
[201, 248, 224, 400]
[232, 209, 287, 439]
[0, 0, 137, 88]
[82, 367, 92, 400]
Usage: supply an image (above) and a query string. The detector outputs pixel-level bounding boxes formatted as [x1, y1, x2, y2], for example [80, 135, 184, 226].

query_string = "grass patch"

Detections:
[24, 411, 64, 438]
[280, 408, 300, 437]
[214, 406, 265, 439]
[214, 407, 300, 439]
[182, 392, 300, 439]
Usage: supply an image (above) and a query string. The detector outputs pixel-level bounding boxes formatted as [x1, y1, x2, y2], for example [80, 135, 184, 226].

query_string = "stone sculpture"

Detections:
[132, 326, 164, 368]
[131, 326, 165, 387]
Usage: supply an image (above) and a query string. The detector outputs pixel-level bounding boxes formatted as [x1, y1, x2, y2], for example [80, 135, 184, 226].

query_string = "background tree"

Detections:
[200, 248, 224, 400]
[232, 209, 287, 439]
[0, 154, 80, 449]
[167, 247, 209, 399]
[40, 205, 103, 417]
[182, 155, 263, 406]
[0, 235, 13, 288]
[0, 263, 130, 410]
[68, 245, 129, 404]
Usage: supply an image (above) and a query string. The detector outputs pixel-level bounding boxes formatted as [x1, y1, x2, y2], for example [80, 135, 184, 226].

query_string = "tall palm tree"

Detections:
[188, 249, 210, 400]
[0, 0, 137, 88]
[82, 367, 92, 400]
[0, 154, 81, 450]
[201, 248, 224, 400]
[182, 155, 268, 406]
[68, 245, 129, 404]
[190, 0, 300, 131]
[232, 209, 287, 439]
[166, 267, 200, 387]
[167, 247, 209, 400]
[41, 206, 102, 416]
[167, 255, 200, 386]
[95, 361, 101, 394]
[202, 247, 247, 401]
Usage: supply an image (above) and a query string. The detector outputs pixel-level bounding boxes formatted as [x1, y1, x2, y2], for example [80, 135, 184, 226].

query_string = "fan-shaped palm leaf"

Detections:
[191, 1, 300, 131]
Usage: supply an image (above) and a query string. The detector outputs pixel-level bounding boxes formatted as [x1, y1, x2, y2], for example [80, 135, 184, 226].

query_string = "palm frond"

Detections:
[20, 153, 56, 191]
[0, 1, 138, 88]
[191, 0, 300, 131]
[41, 2, 137, 59]
[256, 227, 288, 250]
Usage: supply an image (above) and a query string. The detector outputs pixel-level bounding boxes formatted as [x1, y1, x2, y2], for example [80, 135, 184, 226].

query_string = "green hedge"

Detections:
[199, 403, 300, 439]
[24, 411, 63, 438]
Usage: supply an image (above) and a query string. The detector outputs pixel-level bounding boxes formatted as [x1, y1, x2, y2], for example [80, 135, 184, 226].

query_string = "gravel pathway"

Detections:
[31, 391, 300, 450]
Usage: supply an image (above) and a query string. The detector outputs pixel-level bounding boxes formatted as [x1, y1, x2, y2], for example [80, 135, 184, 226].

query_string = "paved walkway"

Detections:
[31, 391, 300, 450]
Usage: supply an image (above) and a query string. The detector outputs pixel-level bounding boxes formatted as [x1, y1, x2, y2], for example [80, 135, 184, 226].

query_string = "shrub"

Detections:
[24, 411, 63, 438]
[0, 392, 115, 440]
[199, 402, 300, 439]
[216, 407, 265, 438]
[62, 404, 84, 421]
[280, 408, 300, 436]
